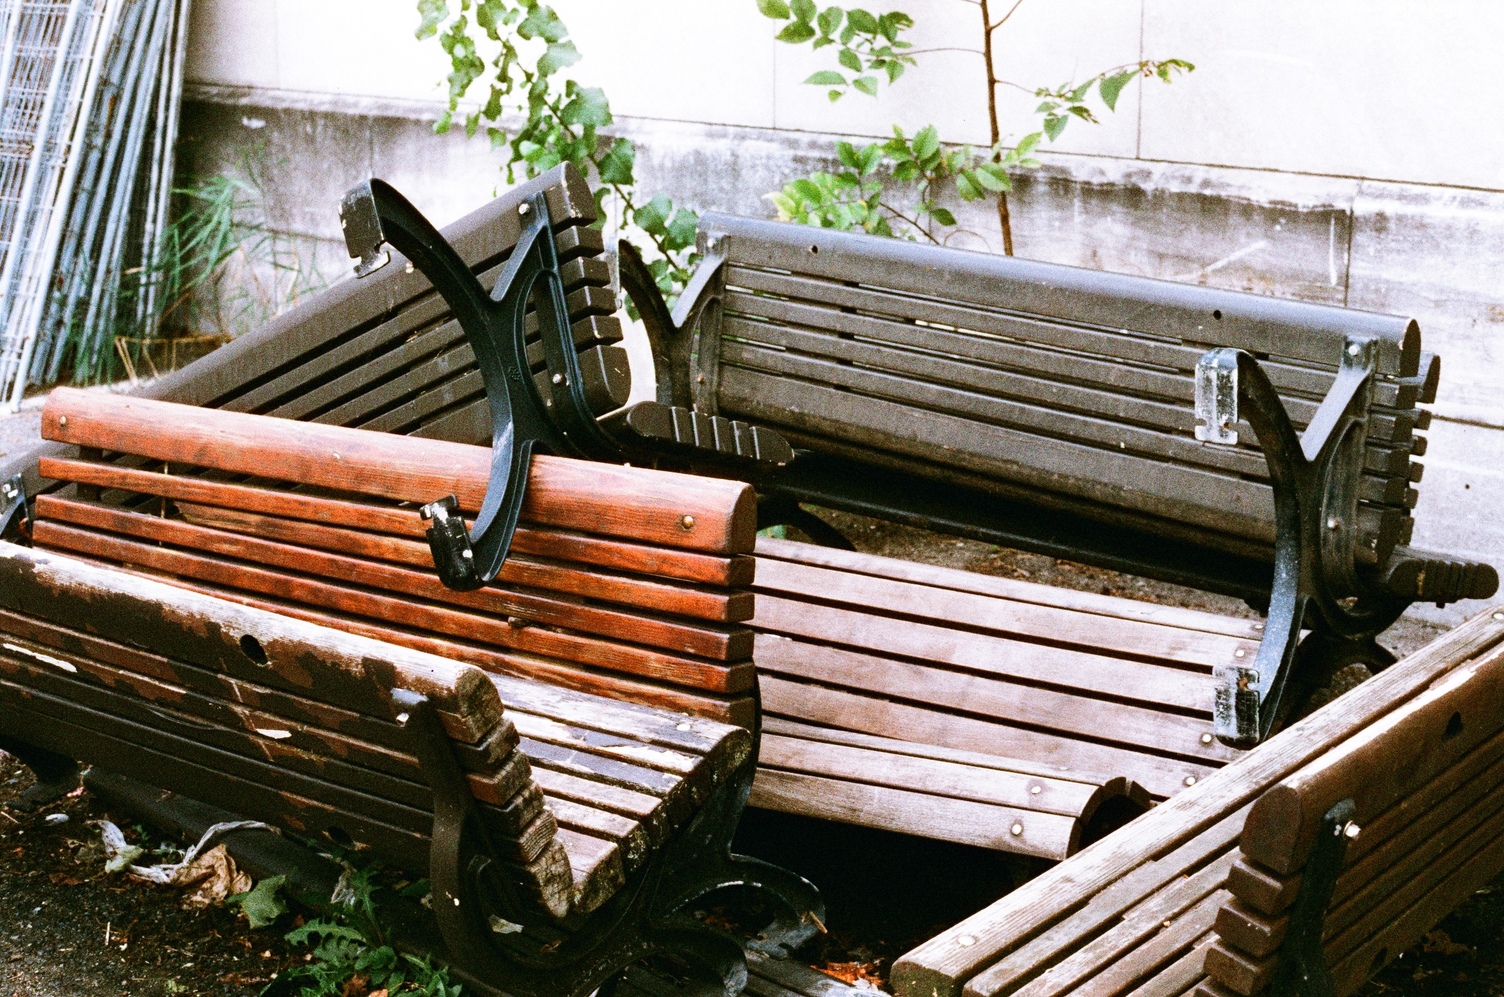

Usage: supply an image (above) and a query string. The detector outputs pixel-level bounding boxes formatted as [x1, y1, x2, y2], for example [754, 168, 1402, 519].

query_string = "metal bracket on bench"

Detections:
[0, 474, 30, 543]
[341, 179, 602, 591]
[1196, 337, 1405, 747]
[1269, 798, 1356, 997]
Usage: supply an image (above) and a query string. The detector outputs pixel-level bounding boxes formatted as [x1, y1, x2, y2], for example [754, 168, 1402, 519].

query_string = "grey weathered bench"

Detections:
[623, 215, 1498, 747]
[890, 603, 1504, 997]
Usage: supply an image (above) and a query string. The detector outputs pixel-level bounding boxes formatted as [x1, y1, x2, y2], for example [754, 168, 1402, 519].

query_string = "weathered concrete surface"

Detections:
[172, 96, 1504, 624]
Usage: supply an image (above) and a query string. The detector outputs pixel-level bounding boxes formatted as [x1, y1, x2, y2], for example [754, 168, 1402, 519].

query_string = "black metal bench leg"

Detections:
[1270, 798, 1356, 997]
[1197, 339, 1406, 746]
[0, 734, 80, 812]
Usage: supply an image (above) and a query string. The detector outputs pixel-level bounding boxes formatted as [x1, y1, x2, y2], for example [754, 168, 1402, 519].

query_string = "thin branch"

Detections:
[988, 0, 1026, 32]
[905, 47, 985, 57]
[882, 206, 943, 245]
[992, 78, 1035, 94]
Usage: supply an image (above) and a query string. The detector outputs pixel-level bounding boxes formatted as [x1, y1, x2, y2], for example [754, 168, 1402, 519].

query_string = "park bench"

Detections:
[886, 602, 1504, 997]
[0, 540, 820, 996]
[621, 214, 1498, 749]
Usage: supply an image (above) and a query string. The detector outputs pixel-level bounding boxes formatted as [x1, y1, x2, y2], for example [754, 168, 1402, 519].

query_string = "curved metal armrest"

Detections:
[1195, 337, 1384, 746]
[339, 180, 612, 591]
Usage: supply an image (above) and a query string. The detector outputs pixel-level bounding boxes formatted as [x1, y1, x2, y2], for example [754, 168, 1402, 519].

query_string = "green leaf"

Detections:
[634, 193, 674, 236]
[1099, 70, 1136, 111]
[1068, 80, 1093, 103]
[666, 208, 700, 250]
[1043, 113, 1068, 141]
[846, 7, 878, 33]
[839, 20, 856, 44]
[838, 47, 862, 72]
[538, 40, 581, 75]
[878, 11, 913, 41]
[757, 0, 791, 17]
[790, 178, 825, 204]
[968, 164, 1007, 192]
[791, 0, 817, 23]
[519, 5, 569, 42]
[929, 207, 957, 226]
[955, 172, 982, 200]
[836, 141, 861, 170]
[416, 0, 449, 40]
[597, 136, 636, 185]
[892, 160, 919, 182]
[885, 60, 906, 83]
[858, 142, 883, 175]
[828, 88, 843, 101]
[1013, 131, 1041, 158]
[818, 6, 843, 35]
[852, 75, 879, 96]
[804, 70, 847, 86]
[911, 124, 940, 161]
[227, 875, 287, 929]
[561, 83, 612, 126]
[776, 20, 817, 42]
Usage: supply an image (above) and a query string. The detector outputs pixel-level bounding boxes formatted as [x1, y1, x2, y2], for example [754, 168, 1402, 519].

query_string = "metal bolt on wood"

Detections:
[680, 515, 695, 530]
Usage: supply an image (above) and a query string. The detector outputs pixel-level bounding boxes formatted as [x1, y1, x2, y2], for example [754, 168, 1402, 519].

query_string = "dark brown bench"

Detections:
[622, 214, 1498, 747]
[887, 603, 1504, 997]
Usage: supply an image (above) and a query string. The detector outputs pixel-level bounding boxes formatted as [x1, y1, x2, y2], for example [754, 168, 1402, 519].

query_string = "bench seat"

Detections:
[888, 604, 1504, 997]
[747, 536, 1257, 858]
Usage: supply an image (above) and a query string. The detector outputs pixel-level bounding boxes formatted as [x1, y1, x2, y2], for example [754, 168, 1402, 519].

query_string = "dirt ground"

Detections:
[0, 507, 1496, 996]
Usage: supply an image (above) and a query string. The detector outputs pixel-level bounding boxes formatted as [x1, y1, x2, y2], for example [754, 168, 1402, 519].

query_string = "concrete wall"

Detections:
[176, 1, 1504, 623]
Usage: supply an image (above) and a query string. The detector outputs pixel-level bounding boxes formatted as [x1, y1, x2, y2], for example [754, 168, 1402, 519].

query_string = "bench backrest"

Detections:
[1, 526, 755, 925]
[685, 215, 1436, 564]
[0, 164, 624, 500]
[1204, 634, 1504, 996]
[34, 389, 759, 728]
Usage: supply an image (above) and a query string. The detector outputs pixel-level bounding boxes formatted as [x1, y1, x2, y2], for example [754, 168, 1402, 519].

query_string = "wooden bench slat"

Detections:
[41, 460, 755, 587]
[556, 827, 625, 914]
[754, 608, 1219, 721]
[722, 367, 1280, 546]
[960, 808, 1247, 997]
[750, 768, 1081, 861]
[710, 219, 1419, 375]
[0, 637, 529, 806]
[753, 554, 1258, 669]
[761, 676, 1216, 800]
[719, 282, 1414, 415]
[41, 389, 759, 556]
[756, 539, 1262, 640]
[757, 730, 1106, 817]
[33, 510, 747, 662]
[169, 502, 752, 624]
[756, 636, 1225, 768]
[1224, 720, 1504, 923]
[0, 545, 504, 735]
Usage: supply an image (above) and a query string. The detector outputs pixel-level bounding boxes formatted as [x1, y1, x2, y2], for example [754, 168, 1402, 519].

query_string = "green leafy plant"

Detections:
[416, 0, 698, 301]
[272, 862, 461, 997]
[761, 0, 1193, 252]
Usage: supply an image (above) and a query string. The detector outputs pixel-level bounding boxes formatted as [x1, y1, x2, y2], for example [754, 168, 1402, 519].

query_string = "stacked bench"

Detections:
[887, 604, 1504, 997]
[628, 214, 1497, 747]
[0, 542, 796, 996]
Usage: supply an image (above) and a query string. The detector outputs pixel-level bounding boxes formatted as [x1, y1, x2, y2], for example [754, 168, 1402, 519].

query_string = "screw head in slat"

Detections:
[1010, 822, 1023, 836]
[679, 515, 695, 531]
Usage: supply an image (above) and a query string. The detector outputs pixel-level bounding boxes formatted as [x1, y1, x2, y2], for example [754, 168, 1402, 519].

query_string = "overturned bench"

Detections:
[888, 604, 1504, 997]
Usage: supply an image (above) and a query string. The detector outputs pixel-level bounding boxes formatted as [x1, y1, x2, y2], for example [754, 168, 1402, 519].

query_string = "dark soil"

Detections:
[0, 507, 1494, 995]
[0, 754, 299, 996]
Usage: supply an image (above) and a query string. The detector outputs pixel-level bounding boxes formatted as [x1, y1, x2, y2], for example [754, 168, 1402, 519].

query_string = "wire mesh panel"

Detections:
[0, 0, 190, 408]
